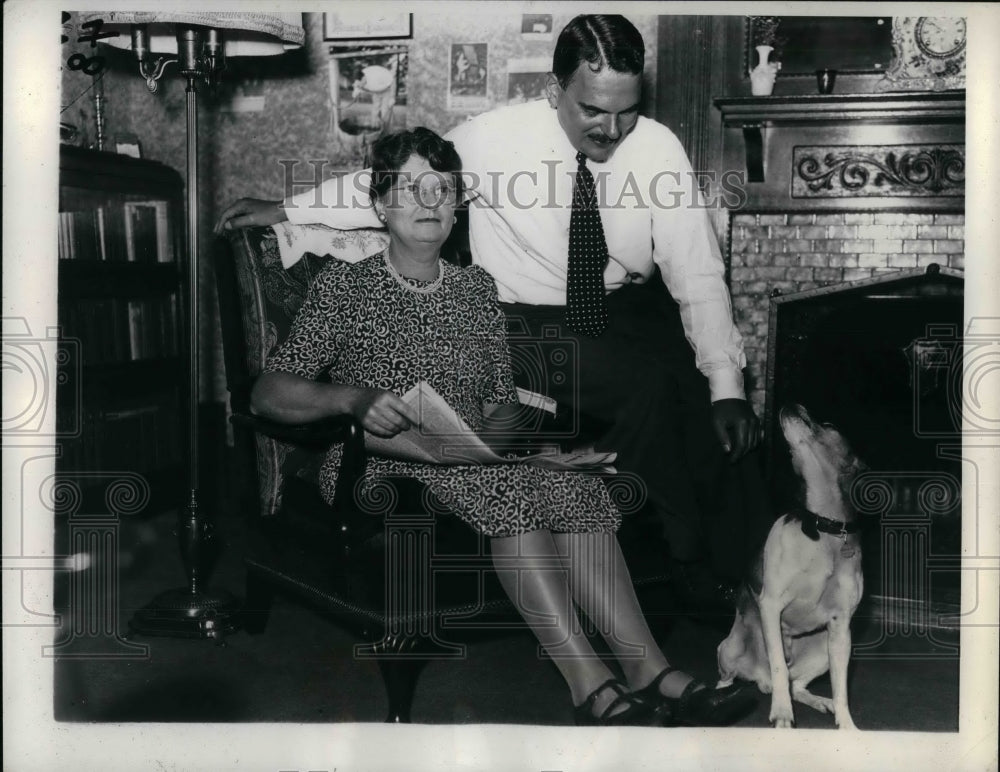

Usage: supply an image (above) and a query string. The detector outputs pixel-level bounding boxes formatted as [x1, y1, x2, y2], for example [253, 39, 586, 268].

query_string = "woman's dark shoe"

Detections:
[574, 678, 655, 726]
[633, 667, 757, 727]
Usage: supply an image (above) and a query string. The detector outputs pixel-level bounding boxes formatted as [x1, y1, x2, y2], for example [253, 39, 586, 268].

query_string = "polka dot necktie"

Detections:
[565, 151, 609, 337]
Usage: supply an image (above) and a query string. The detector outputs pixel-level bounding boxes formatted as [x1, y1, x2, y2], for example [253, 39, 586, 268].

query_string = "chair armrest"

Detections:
[230, 411, 360, 452]
[230, 409, 367, 522]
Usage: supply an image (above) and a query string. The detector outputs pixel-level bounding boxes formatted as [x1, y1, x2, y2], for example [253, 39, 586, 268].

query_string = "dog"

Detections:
[716, 404, 866, 729]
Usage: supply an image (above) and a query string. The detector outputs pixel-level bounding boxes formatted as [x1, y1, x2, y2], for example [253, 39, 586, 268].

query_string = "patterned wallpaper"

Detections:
[61, 10, 660, 404]
[210, 10, 658, 201]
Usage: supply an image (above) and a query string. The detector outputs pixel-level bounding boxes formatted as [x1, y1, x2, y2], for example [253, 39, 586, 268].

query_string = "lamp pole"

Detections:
[127, 24, 240, 640]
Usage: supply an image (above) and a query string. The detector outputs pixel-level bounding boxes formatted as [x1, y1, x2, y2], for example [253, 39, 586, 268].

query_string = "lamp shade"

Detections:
[79, 11, 305, 57]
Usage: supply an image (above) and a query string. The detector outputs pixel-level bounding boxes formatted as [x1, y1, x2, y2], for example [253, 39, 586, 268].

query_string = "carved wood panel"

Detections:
[792, 143, 965, 198]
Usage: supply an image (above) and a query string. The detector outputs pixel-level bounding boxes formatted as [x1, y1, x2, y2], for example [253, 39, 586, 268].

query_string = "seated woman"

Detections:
[250, 127, 753, 726]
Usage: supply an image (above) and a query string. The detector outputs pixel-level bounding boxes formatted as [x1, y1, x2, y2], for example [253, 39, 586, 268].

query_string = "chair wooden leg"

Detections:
[361, 633, 429, 723]
[376, 653, 427, 723]
[243, 570, 274, 635]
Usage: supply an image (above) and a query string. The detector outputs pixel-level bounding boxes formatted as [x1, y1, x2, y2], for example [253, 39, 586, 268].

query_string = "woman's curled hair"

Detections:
[368, 127, 464, 204]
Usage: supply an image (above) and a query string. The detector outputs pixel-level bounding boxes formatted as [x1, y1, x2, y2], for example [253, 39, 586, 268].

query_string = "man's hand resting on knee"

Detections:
[711, 398, 760, 463]
[214, 198, 288, 234]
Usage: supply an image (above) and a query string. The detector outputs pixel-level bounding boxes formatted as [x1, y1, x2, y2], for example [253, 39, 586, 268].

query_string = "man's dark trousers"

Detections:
[501, 273, 773, 583]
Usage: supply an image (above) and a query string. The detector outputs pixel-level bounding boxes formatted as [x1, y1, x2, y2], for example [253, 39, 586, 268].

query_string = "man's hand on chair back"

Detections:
[214, 198, 288, 235]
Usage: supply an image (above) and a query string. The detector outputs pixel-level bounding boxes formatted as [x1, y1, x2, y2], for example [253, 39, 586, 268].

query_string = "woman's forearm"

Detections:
[251, 371, 420, 437]
[250, 371, 360, 424]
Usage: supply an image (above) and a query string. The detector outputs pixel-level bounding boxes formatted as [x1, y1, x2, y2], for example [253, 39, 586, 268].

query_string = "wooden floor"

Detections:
[52, 503, 959, 731]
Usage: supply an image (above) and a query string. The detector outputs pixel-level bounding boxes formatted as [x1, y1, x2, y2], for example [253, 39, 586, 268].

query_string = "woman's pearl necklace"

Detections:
[383, 250, 444, 295]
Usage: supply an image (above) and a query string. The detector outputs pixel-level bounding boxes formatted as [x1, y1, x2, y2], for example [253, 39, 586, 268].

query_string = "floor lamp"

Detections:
[80, 11, 304, 639]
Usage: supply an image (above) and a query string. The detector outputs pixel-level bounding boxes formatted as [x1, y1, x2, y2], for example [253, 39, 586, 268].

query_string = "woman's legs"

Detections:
[551, 531, 698, 699]
[490, 529, 626, 717]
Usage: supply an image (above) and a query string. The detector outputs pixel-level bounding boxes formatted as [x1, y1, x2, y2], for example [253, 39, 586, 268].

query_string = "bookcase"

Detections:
[57, 145, 187, 511]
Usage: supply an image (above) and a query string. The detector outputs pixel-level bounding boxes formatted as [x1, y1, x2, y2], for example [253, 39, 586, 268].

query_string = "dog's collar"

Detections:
[792, 506, 861, 541]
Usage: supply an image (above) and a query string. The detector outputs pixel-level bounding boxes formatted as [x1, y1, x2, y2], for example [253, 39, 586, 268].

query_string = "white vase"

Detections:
[750, 44, 780, 96]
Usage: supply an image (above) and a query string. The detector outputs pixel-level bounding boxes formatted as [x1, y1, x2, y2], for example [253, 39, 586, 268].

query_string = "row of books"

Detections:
[60, 296, 180, 365]
[58, 201, 174, 263]
[58, 397, 183, 477]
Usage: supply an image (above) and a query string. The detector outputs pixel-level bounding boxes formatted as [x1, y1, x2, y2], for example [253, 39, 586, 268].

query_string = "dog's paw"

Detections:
[812, 698, 834, 714]
[793, 689, 834, 714]
[835, 714, 858, 730]
[769, 706, 795, 728]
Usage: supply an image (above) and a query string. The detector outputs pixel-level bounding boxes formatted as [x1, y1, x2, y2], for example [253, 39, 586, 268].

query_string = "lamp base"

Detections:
[128, 586, 242, 641]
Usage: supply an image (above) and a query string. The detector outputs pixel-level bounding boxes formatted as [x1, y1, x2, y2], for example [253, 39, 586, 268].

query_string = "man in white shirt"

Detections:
[216, 14, 771, 618]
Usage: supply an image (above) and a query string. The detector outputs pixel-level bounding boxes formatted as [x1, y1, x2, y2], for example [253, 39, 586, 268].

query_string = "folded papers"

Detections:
[364, 382, 616, 473]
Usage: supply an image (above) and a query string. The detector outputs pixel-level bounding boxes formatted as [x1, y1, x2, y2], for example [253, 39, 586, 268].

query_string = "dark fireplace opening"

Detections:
[765, 267, 964, 611]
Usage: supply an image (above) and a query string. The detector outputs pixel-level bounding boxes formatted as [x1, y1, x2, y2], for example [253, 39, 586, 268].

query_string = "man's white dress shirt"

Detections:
[284, 99, 746, 401]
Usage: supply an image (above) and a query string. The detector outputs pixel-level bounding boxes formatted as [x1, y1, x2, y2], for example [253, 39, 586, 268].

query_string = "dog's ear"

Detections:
[838, 440, 867, 476]
[840, 457, 870, 505]
[850, 457, 870, 476]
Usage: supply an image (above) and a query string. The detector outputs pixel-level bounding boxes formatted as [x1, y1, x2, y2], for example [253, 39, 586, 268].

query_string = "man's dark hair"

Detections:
[368, 127, 464, 204]
[552, 15, 645, 88]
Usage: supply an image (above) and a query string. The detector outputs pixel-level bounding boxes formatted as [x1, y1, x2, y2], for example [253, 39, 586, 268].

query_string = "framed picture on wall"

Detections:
[448, 43, 490, 111]
[745, 16, 894, 77]
[323, 11, 412, 41]
[328, 45, 409, 140]
[521, 13, 553, 40]
[506, 57, 550, 105]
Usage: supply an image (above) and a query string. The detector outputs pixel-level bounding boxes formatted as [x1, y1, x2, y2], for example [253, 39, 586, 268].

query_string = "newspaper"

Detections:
[364, 381, 616, 473]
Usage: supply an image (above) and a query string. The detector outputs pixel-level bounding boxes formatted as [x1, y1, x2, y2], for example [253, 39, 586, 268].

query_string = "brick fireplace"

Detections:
[730, 209, 965, 417]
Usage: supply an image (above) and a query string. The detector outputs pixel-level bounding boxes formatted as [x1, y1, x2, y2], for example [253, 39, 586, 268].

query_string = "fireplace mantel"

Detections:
[714, 92, 965, 183]
[715, 91, 965, 127]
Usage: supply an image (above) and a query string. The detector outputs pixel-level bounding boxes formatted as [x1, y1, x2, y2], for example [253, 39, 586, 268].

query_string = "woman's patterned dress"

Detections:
[265, 252, 620, 537]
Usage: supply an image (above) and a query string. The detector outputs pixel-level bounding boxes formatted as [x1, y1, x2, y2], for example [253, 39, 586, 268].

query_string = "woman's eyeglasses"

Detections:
[387, 179, 459, 207]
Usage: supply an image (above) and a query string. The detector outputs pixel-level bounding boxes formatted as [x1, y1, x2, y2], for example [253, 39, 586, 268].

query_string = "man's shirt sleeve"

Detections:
[649, 132, 747, 402]
[283, 170, 383, 230]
